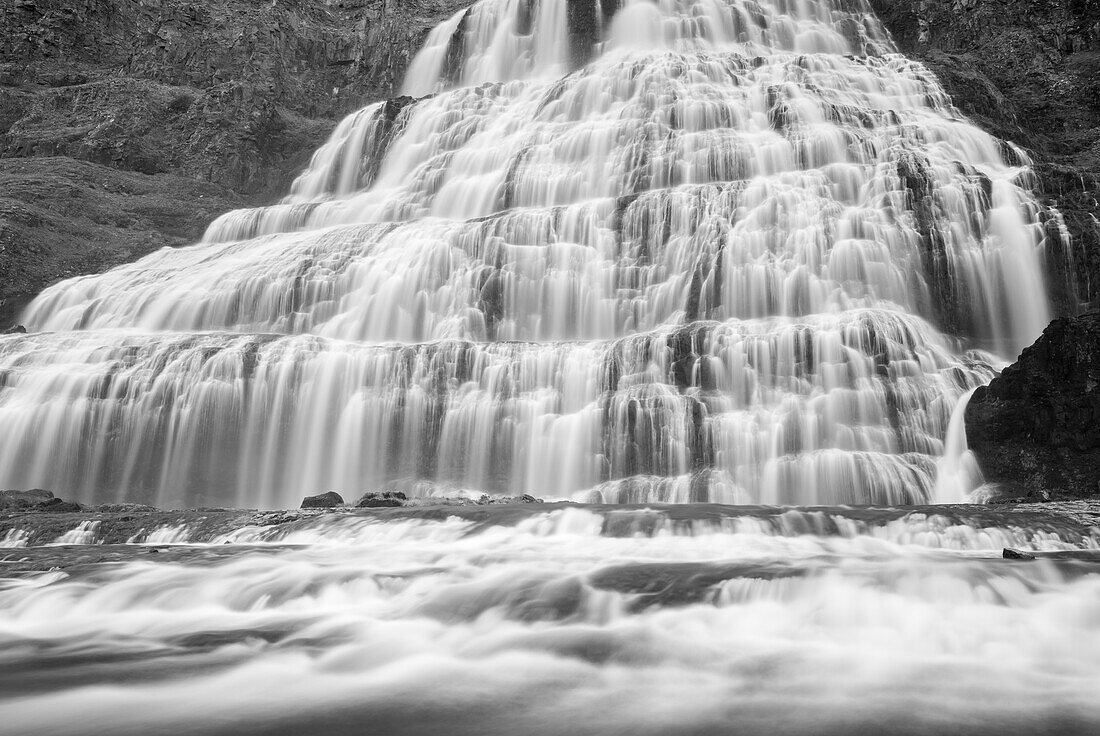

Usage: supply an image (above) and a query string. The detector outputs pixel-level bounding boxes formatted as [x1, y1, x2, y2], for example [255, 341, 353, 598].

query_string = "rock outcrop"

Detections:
[966, 311, 1100, 500]
[301, 491, 345, 508]
[4, 0, 1097, 329]
[0, 0, 466, 327]
[0, 488, 81, 512]
[356, 491, 408, 508]
[872, 0, 1100, 314]
[877, 1, 1100, 500]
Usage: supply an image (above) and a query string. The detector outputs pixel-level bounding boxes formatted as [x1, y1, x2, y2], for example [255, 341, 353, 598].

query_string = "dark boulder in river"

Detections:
[0, 489, 81, 512]
[967, 312, 1100, 500]
[355, 491, 407, 508]
[301, 491, 344, 509]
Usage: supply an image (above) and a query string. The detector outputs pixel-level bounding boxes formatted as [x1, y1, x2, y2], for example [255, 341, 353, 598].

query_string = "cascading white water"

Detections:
[0, 0, 1064, 508]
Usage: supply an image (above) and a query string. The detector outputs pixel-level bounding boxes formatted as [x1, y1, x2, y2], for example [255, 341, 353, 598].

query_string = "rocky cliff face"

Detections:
[0, 0, 466, 326]
[872, 0, 1100, 314]
[965, 311, 1100, 500]
[871, 0, 1100, 498]
[4, 0, 1098, 328]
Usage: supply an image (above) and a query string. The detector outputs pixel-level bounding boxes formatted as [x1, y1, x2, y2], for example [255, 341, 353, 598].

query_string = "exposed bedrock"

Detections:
[965, 311, 1100, 500]
[872, 0, 1100, 314]
[3, 0, 1097, 329]
[873, 1, 1100, 497]
[0, 0, 466, 326]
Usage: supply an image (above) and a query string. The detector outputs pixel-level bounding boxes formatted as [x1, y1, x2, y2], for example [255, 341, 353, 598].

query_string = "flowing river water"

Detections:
[0, 0, 1096, 733]
[1, 504, 1099, 735]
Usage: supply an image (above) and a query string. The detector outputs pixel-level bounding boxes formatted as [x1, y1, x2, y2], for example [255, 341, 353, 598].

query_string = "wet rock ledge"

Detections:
[3, 494, 1100, 550]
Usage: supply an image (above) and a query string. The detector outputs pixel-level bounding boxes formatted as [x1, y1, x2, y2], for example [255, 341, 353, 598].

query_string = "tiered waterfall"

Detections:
[0, 0, 1066, 508]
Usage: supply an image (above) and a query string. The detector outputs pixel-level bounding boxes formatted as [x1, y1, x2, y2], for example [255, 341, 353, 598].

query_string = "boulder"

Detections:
[0, 488, 82, 511]
[966, 312, 1100, 500]
[42, 499, 83, 512]
[355, 491, 406, 508]
[300, 491, 344, 509]
[0, 488, 56, 509]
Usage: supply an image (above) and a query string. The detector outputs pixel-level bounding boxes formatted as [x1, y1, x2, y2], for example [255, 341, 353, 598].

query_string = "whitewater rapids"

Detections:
[0, 504, 1098, 736]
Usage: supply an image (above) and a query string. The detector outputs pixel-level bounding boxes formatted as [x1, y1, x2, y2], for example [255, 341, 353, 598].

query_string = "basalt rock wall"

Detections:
[0, 0, 466, 327]
[874, 1, 1100, 499]
[872, 0, 1100, 314]
[965, 311, 1100, 500]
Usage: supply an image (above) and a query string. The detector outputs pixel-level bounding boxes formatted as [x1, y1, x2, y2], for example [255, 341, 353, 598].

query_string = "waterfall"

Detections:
[0, 0, 1061, 509]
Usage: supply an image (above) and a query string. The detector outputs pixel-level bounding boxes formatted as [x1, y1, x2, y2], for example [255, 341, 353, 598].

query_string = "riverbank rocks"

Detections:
[300, 491, 344, 509]
[966, 312, 1100, 500]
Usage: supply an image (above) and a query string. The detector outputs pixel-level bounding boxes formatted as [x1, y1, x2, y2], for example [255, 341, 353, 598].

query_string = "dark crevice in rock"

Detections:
[567, 0, 601, 69]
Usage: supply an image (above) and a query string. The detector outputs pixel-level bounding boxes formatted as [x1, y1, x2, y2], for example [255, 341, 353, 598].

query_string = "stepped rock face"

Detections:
[2, 0, 1097, 331]
[873, 0, 1100, 497]
[2, 0, 1100, 503]
[0, 0, 1061, 508]
[966, 312, 1100, 500]
[0, 0, 465, 326]
[872, 0, 1100, 314]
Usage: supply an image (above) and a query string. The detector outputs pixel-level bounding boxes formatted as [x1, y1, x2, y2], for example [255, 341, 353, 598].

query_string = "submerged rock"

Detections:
[966, 312, 1100, 500]
[300, 491, 344, 509]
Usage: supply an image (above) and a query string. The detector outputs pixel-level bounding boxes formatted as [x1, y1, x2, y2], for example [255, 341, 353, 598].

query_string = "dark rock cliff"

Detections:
[872, 0, 1100, 497]
[0, 0, 466, 326]
[872, 0, 1100, 314]
[965, 311, 1100, 500]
